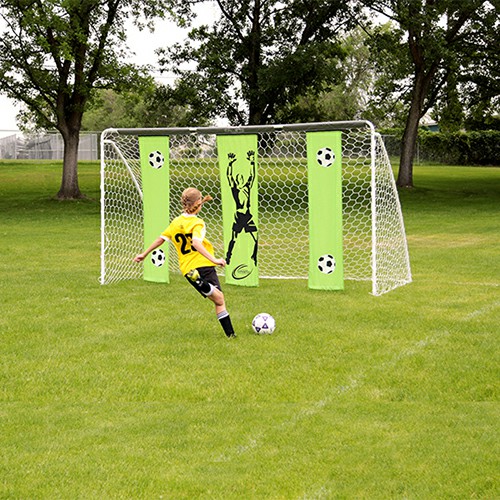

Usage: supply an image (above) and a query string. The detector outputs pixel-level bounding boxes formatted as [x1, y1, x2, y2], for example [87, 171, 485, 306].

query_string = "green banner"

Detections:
[307, 131, 344, 290]
[217, 135, 259, 286]
[139, 136, 170, 283]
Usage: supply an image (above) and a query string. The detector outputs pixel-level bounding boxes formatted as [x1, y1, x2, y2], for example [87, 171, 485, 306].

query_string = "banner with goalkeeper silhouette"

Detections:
[307, 131, 344, 290]
[217, 134, 259, 287]
[139, 136, 170, 283]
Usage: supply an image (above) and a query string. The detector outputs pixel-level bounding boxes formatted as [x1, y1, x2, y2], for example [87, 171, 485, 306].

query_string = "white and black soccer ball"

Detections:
[151, 249, 165, 267]
[148, 150, 165, 169]
[317, 254, 336, 274]
[316, 147, 335, 167]
[252, 313, 276, 335]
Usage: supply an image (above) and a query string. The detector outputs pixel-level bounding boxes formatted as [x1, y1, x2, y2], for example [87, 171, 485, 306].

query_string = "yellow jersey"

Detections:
[161, 213, 216, 275]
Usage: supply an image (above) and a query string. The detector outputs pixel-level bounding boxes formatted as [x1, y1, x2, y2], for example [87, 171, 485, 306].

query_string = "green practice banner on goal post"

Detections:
[139, 136, 170, 283]
[307, 131, 344, 290]
[217, 134, 259, 287]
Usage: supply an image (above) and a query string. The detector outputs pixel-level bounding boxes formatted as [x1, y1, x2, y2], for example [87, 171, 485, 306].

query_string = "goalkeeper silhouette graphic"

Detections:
[226, 150, 258, 266]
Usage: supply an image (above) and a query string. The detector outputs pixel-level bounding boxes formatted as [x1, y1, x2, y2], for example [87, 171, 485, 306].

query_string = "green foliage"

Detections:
[146, 79, 214, 128]
[420, 130, 500, 165]
[382, 129, 500, 165]
[81, 81, 212, 130]
[454, 1, 500, 125]
[0, 0, 189, 197]
[276, 27, 375, 123]
[158, 0, 361, 125]
[0, 0, 194, 131]
[0, 160, 499, 497]
[366, 1, 499, 186]
[82, 88, 149, 130]
[365, 21, 411, 128]
[464, 114, 500, 131]
[0, 0, 138, 129]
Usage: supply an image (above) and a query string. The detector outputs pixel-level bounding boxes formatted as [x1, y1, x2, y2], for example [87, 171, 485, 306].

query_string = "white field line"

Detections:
[415, 279, 499, 288]
[299, 484, 332, 500]
[448, 281, 499, 288]
[464, 301, 500, 320]
[212, 330, 450, 464]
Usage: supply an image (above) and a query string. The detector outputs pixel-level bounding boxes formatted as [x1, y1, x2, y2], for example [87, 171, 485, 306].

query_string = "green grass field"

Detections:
[0, 160, 498, 499]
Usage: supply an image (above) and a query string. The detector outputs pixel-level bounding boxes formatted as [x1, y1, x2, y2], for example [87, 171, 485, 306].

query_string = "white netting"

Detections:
[100, 122, 411, 295]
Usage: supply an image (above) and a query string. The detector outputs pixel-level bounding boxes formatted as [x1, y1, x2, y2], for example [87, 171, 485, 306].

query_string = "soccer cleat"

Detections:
[226, 332, 237, 339]
[186, 269, 201, 284]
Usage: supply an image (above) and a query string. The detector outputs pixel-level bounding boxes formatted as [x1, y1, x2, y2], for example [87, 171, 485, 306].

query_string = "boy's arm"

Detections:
[133, 237, 165, 262]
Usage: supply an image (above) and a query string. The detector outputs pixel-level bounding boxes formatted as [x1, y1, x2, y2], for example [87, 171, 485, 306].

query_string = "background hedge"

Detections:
[381, 129, 500, 166]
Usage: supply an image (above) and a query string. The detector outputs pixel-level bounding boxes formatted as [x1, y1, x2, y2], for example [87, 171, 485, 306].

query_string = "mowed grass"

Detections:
[0, 160, 498, 499]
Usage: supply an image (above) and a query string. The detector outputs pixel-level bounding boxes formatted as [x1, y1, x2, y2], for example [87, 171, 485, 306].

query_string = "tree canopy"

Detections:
[158, 0, 365, 126]
[81, 81, 211, 131]
[364, 0, 498, 187]
[274, 27, 376, 124]
[0, 0, 182, 198]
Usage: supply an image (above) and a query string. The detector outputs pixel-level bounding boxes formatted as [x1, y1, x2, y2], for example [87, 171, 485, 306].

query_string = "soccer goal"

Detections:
[100, 121, 411, 295]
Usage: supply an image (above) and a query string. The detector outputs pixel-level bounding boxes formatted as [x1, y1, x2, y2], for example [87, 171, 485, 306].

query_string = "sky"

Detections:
[0, 3, 218, 131]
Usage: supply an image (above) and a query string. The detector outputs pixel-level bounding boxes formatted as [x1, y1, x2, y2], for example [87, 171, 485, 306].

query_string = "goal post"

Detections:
[100, 121, 412, 295]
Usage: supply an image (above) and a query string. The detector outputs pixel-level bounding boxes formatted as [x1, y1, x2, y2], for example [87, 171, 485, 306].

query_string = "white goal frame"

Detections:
[100, 121, 411, 295]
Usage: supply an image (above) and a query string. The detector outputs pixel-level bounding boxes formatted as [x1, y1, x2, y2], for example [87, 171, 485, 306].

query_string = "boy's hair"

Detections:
[181, 187, 212, 214]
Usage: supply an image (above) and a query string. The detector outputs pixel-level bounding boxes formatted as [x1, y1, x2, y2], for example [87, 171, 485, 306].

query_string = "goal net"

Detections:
[100, 121, 411, 295]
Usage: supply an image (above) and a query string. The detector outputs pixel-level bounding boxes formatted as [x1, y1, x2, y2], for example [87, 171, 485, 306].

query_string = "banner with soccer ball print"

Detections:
[139, 136, 170, 283]
[307, 131, 344, 290]
[217, 134, 259, 287]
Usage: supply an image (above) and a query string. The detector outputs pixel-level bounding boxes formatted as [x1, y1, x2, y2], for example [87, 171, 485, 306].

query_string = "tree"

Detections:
[364, 21, 410, 128]
[145, 81, 213, 127]
[275, 26, 377, 123]
[158, 0, 363, 126]
[81, 80, 211, 130]
[454, 1, 500, 130]
[365, 0, 497, 187]
[0, 0, 185, 199]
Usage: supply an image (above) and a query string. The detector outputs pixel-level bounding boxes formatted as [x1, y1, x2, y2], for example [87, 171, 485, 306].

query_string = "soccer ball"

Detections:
[317, 254, 336, 274]
[151, 249, 165, 267]
[252, 313, 276, 335]
[149, 150, 164, 169]
[316, 147, 335, 167]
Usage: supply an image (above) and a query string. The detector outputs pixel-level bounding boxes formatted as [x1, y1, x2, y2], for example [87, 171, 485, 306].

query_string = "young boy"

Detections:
[133, 187, 236, 338]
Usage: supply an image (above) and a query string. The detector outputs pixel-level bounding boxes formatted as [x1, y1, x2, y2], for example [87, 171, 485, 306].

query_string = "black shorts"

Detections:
[185, 266, 222, 297]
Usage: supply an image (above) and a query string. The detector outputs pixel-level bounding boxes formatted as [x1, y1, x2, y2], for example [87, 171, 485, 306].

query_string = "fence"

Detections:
[0, 131, 99, 160]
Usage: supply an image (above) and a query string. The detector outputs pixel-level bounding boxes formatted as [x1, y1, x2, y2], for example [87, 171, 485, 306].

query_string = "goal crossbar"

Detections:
[105, 120, 373, 137]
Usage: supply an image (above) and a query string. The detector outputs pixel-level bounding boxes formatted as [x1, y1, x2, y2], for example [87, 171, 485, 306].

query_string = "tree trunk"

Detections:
[248, 105, 263, 125]
[247, 0, 263, 125]
[397, 109, 419, 188]
[57, 128, 83, 200]
[397, 72, 428, 188]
